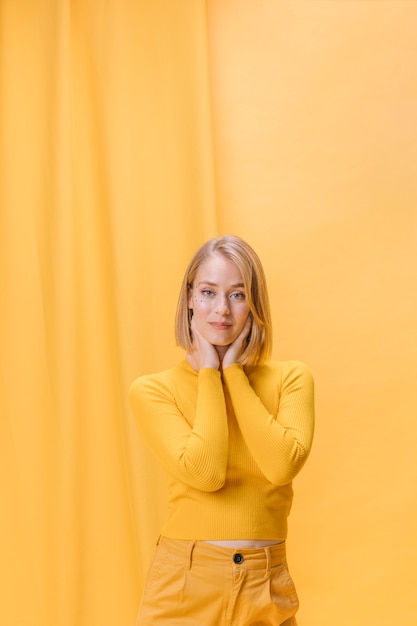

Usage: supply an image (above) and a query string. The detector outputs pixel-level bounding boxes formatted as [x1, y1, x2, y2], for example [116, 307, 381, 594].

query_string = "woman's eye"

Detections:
[201, 289, 214, 297]
[231, 292, 245, 299]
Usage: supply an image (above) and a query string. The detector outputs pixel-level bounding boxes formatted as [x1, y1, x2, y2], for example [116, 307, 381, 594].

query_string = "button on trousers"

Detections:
[136, 537, 299, 625]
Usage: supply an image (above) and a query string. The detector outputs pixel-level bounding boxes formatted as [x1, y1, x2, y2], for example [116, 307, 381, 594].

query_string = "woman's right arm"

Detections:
[128, 368, 229, 492]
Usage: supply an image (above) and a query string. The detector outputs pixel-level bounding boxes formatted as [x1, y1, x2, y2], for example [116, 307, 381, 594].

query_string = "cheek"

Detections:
[233, 303, 250, 319]
[234, 309, 250, 332]
[193, 295, 210, 312]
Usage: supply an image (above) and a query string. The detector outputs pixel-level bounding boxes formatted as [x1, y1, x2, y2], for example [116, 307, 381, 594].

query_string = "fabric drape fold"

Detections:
[1, 1, 216, 624]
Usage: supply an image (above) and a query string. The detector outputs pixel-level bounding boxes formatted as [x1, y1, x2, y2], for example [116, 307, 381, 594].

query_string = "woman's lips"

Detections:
[209, 322, 232, 330]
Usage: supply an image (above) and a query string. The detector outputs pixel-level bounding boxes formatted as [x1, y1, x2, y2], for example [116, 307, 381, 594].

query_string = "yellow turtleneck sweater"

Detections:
[129, 359, 314, 540]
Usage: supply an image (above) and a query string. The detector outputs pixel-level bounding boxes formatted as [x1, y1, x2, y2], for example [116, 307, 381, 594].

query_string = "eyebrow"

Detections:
[196, 281, 245, 289]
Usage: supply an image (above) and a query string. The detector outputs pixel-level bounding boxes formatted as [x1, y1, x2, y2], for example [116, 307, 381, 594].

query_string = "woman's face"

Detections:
[188, 254, 250, 354]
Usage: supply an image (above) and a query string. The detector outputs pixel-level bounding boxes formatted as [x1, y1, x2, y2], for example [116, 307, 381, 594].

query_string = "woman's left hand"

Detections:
[222, 315, 252, 370]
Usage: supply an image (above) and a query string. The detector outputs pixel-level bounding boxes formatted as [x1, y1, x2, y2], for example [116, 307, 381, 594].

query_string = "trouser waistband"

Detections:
[158, 536, 287, 577]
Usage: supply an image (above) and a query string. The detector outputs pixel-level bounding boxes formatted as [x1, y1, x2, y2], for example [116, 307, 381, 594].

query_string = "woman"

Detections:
[129, 235, 315, 625]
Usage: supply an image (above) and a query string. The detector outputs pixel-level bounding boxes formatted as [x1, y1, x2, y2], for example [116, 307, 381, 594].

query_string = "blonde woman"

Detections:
[129, 235, 315, 625]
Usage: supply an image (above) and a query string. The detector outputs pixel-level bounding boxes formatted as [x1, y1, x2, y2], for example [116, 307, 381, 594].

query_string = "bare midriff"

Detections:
[202, 539, 284, 548]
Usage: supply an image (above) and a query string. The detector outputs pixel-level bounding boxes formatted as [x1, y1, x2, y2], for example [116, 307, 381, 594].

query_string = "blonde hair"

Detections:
[175, 235, 272, 366]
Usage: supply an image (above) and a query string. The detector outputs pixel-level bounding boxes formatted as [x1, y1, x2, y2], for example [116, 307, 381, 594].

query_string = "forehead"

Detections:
[194, 253, 243, 284]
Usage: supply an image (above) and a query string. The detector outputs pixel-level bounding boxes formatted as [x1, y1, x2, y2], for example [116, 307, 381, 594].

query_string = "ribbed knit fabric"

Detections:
[129, 360, 314, 540]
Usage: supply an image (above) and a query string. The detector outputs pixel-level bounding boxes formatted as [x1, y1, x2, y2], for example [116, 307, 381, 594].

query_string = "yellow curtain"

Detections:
[1, 1, 216, 624]
[1, 1, 416, 625]
[207, 2, 417, 625]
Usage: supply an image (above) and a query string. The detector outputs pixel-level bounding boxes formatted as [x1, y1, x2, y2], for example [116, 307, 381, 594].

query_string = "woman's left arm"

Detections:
[222, 361, 315, 485]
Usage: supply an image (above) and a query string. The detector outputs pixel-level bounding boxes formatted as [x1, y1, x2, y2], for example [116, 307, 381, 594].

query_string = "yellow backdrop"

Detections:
[1, 1, 416, 625]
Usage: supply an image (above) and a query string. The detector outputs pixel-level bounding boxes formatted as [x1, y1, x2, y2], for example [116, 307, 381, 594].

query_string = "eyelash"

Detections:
[200, 290, 245, 300]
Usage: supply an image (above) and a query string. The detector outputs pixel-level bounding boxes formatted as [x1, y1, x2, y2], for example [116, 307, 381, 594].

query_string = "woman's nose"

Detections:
[215, 295, 230, 315]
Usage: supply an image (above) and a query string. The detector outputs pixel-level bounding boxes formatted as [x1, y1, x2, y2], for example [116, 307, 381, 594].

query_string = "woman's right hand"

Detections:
[186, 317, 220, 371]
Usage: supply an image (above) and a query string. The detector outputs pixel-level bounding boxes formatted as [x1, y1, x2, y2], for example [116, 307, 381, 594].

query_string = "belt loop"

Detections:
[186, 541, 195, 570]
[264, 547, 271, 578]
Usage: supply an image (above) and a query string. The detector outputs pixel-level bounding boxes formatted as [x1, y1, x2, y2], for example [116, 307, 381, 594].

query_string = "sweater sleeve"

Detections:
[222, 361, 314, 486]
[128, 367, 229, 492]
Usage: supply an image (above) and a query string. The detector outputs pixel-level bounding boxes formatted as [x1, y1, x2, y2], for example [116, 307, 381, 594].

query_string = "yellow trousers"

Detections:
[137, 537, 299, 625]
